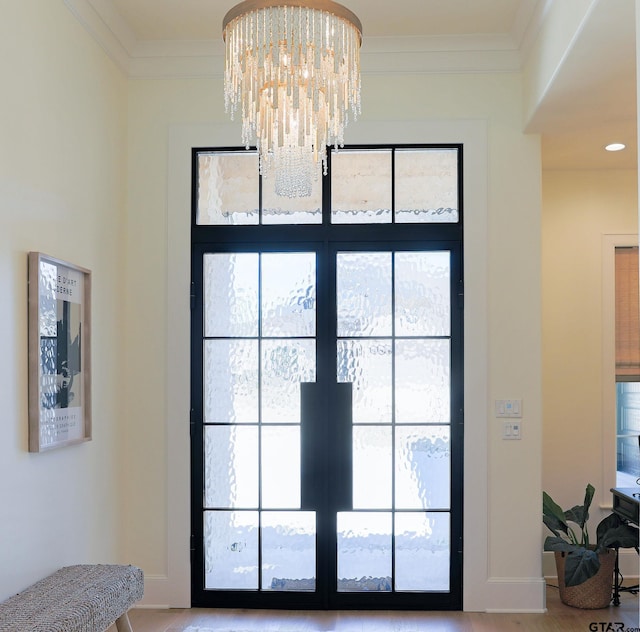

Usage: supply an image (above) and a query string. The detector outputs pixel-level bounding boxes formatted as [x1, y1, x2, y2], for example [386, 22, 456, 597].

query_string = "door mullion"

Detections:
[257, 255, 263, 591]
[318, 240, 334, 606]
[391, 252, 397, 592]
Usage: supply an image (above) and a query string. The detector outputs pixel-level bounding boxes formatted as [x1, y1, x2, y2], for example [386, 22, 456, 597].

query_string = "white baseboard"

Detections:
[485, 577, 547, 613]
[139, 574, 550, 612]
[139, 573, 189, 609]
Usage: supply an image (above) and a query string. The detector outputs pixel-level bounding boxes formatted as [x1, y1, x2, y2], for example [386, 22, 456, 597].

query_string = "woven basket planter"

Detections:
[554, 549, 616, 609]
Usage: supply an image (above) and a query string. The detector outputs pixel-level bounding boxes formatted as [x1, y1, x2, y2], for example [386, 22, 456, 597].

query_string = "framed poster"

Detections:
[28, 252, 92, 452]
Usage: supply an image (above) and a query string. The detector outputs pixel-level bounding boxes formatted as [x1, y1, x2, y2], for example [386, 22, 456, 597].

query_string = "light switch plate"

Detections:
[503, 421, 522, 440]
[495, 399, 522, 418]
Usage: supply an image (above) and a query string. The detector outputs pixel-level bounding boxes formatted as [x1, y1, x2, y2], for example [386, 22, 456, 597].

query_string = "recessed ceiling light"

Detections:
[605, 143, 626, 151]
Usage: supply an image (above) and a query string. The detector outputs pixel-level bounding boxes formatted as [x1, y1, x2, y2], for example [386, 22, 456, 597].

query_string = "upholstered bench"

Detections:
[0, 564, 144, 632]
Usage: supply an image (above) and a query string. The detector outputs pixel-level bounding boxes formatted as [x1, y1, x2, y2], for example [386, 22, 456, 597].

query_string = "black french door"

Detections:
[191, 146, 464, 610]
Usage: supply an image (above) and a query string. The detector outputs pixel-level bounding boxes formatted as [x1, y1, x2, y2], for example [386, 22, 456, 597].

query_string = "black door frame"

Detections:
[190, 145, 464, 610]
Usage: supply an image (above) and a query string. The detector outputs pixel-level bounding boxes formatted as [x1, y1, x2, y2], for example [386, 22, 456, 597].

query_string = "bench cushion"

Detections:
[0, 564, 144, 632]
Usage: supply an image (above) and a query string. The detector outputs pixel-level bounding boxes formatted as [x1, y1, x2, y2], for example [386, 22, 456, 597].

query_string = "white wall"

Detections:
[124, 70, 544, 611]
[0, 1, 127, 601]
[0, 3, 546, 612]
[541, 168, 638, 578]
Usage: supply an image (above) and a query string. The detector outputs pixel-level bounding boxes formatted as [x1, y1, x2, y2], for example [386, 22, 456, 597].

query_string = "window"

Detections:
[615, 246, 640, 485]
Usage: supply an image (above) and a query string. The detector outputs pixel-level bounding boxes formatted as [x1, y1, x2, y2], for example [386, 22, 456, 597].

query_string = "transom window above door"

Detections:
[195, 147, 460, 226]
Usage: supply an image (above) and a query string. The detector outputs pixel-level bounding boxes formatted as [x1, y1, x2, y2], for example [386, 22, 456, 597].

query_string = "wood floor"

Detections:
[120, 584, 639, 632]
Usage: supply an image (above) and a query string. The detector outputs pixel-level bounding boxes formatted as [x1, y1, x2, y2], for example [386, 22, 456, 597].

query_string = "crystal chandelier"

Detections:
[223, 0, 362, 198]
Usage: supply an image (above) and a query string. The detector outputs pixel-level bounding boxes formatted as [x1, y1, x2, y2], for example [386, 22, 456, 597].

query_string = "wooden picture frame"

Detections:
[28, 252, 92, 452]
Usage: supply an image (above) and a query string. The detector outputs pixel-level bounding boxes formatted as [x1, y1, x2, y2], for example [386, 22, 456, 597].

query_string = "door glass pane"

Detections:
[395, 251, 450, 336]
[331, 150, 392, 224]
[337, 512, 392, 592]
[353, 426, 392, 509]
[262, 511, 316, 591]
[395, 512, 450, 591]
[205, 425, 258, 508]
[261, 426, 301, 508]
[204, 340, 258, 424]
[263, 181, 322, 225]
[395, 340, 451, 423]
[197, 152, 259, 225]
[261, 340, 316, 423]
[204, 253, 259, 338]
[395, 426, 451, 509]
[205, 511, 259, 589]
[337, 252, 392, 337]
[262, 253, 316, 337]
[395, 149, 458, 223]
[337, 339, 392, 423]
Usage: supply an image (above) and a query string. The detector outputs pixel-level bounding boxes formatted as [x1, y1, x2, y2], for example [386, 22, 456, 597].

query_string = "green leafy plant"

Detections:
[543, 483, 639, 587]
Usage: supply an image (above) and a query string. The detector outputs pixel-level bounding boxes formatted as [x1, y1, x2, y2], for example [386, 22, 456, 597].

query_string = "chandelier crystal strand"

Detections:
[223, 1, 362, 198]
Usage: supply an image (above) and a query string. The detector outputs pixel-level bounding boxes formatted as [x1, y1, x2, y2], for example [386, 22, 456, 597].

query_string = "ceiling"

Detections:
[110, 0, 530, 40]
[76, 0, 637, 170]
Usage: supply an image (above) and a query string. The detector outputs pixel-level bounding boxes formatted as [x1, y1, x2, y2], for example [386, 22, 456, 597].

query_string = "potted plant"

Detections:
[542, 483, 639, 608]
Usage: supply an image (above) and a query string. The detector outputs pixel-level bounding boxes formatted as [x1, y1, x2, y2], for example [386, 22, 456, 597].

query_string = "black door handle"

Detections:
[300, 381, 352, 512]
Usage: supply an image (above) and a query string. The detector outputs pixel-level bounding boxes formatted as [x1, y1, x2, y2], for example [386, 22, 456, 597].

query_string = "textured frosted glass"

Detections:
[395, 252, 450, 336]
[197, 153, 259, 225]
[395, 149, 459, 223]
[204, 340, 258, 423]
[262, 512, 316, 591]
[205, 511, 259, 589]
[337, 512, 392, 592]
[204, 426, 258, 508]
[38, 261, 57, 336]
[395, 426, 450, 510]
[261, 426, 300, 508]
[261, 340, 316, 423]
[395, 340, 450, 423]
[337, 340, 392, 423]
[39, 339, 57, 413]
[353, 426, 392, 509]
[262, 253, 316, 337]
[395, 513, 450, 591]
[331, 150, 392, 224]
[337, 252, 392, 337]
[204, 253, 259, 338]
[263, 180, 322, 225]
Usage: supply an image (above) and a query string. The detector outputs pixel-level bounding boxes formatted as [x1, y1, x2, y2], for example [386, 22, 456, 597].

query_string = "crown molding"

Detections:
[126, 34, 523, 78]
[64, 0, 132, 74]
[515, 0, 553, 67]
[64, 0, 547, 78]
